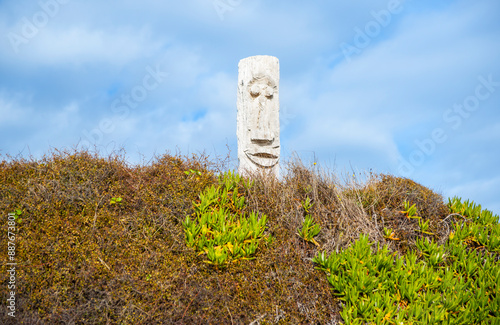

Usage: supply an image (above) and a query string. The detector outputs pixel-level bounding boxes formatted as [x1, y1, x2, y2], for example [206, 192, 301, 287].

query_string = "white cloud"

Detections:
[5, 25, 164, 66]
[447, 176, 500, 215]
[0, 94, 33, 126]
[470, 122, 500, 141]
[198, 72, 236, 113]
[156, 46, 208, 89]
[50, 101, 80, 130]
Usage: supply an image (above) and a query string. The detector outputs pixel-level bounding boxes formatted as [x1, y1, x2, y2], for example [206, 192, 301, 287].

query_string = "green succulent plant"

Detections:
[297, 215, 321, 246]
[182, 171, 268, 268]
[313, 198, 500, 324]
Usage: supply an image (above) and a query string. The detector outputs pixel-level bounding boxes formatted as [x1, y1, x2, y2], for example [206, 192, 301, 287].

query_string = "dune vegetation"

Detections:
[0, 149, 498, 324]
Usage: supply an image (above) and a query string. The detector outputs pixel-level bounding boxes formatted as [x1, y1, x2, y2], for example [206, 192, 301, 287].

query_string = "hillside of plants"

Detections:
[0, 149, 499, 324]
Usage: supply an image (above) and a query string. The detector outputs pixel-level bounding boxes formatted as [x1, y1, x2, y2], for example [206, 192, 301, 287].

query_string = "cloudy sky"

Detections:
[1, 0, 499, 214]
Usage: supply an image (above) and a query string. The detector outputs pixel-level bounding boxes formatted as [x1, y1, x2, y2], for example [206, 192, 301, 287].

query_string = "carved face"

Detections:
[243, 75, 280, 168]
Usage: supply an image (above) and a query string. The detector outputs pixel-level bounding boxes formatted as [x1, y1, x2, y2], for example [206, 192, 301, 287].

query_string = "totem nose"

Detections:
[251, 131, 274, 145]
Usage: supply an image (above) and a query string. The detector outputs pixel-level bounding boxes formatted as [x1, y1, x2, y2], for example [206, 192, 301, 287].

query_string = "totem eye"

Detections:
[250, 84, 261, 97]
[264, 86, 274, 98]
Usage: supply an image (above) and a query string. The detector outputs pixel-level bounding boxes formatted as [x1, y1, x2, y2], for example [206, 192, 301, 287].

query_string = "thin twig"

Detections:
[226, 305, 234, 325]
[181, 292, 200, 319]
[442, 213, 470, 223]
[92, 195, 106, 231]
[97, 256, 111, 270]
[249, 314, 266, 325]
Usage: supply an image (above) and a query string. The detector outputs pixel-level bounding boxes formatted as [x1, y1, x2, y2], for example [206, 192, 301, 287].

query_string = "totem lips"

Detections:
[244, 137, 279, 168]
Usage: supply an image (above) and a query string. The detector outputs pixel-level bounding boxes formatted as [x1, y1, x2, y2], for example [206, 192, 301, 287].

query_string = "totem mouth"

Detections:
[252, 152, 278, 159]
[251, 139, 274, 146]
[244, 148, 279, 168]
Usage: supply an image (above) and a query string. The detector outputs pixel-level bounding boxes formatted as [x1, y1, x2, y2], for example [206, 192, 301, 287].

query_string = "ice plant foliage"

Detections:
[401, 200, 419, 219]
[182, 171, 268, 268]
[297, 198, 321, 246]
[313, 198, 500, 324]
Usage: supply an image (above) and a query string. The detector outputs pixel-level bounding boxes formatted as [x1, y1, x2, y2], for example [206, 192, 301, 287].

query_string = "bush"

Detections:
[0, 149, 497, 324]
[313, 198, 500, 324]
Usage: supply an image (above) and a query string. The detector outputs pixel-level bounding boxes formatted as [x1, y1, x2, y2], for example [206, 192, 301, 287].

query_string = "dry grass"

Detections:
[0, 149, 450, 324]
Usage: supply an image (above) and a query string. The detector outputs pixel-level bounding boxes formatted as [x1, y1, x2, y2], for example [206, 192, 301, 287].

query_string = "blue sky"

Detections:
[1, 0, 499, 214]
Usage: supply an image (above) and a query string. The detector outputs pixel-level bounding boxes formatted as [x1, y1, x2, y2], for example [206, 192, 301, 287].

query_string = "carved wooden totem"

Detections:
[237, 55, 280, 177]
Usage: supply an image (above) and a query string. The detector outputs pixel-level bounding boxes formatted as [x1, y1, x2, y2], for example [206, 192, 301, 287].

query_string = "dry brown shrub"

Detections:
[0, 149, 450, 324]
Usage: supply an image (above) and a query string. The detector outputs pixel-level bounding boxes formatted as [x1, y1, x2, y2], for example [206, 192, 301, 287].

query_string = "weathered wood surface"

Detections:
[237, 55, 280, 177]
